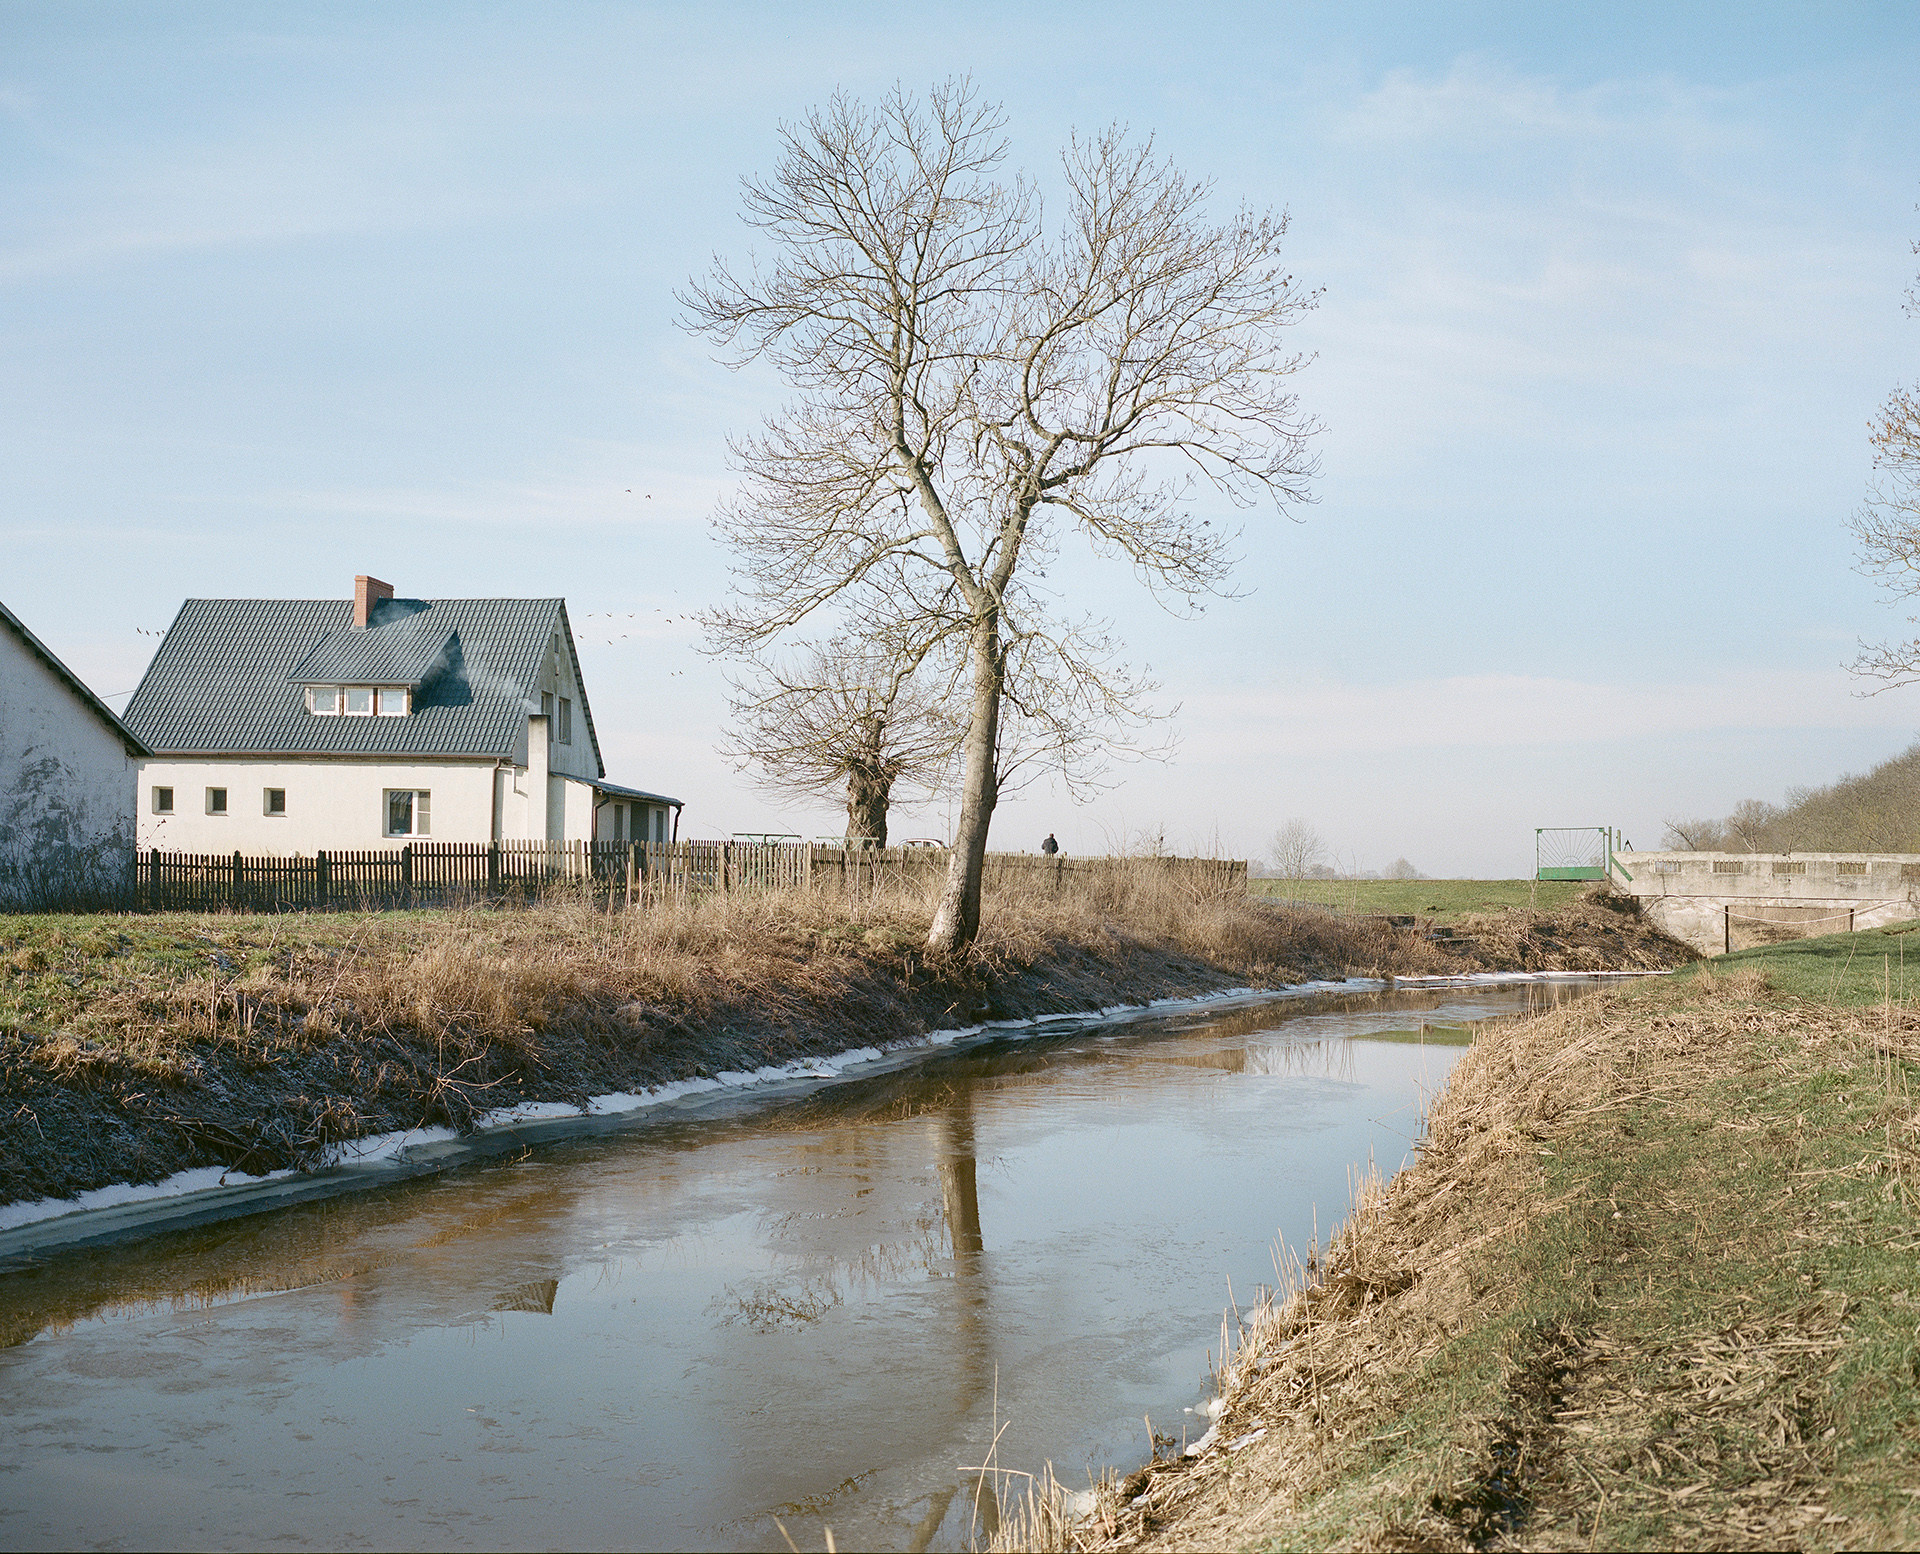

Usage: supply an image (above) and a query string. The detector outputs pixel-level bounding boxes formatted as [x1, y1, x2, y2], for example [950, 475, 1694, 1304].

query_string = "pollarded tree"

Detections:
[683, 82, 1319, 952]
[722, 635, 960, 847]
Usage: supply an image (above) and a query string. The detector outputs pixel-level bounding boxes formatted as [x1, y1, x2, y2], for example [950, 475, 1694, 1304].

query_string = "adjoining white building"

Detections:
[124, 575, 680, 855]
[1, 599, 150, 909]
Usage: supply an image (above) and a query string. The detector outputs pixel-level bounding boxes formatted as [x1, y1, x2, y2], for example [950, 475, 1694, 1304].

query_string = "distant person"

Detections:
[1040, 833, 1059, 856]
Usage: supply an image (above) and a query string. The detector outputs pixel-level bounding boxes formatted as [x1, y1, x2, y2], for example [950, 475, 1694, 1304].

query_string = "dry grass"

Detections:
[3, 864, 1674, 1208]
[1001, 968, 1920, 1552]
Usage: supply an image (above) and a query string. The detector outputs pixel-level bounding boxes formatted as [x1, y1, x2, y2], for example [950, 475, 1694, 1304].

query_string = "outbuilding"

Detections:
[0, 600, 149, 909]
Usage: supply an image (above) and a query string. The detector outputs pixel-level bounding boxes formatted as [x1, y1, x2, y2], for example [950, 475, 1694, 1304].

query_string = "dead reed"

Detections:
[1002, 969, 1920, 1552]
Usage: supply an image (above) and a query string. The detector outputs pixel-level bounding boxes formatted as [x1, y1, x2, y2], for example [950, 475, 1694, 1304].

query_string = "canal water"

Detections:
[0, 979, 1599, 1551]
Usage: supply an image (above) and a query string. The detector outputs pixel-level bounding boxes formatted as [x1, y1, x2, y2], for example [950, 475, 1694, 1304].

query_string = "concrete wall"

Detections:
[135, 758, 499, 854]
[1616, 850, 1920, 955]
[0, 628, 139, 907]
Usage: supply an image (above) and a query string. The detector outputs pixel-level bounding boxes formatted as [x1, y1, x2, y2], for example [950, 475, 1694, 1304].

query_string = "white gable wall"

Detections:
[0, 627, 139, 907]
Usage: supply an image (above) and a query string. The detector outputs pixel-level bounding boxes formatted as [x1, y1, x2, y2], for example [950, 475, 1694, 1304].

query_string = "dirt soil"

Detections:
[0, 887, 1693, 1211]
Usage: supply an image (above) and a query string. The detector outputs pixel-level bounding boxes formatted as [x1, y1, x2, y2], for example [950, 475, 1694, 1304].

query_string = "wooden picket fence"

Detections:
[132, 841, 1246, 915]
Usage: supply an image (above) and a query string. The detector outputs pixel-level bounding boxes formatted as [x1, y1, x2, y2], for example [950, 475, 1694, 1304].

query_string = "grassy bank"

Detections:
[1045, 944, 1920, 1552]
[0, 872, 1698, 1213]
[1249, 878, 1586, 922]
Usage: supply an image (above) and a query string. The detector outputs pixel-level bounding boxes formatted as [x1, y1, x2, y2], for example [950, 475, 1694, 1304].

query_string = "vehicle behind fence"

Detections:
[131, 841, 1248, 914]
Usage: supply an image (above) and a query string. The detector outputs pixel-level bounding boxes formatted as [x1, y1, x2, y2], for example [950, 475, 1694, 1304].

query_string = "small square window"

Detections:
[207, 787, 228, 815]
[344, 688, 374, 715]
[378, 687, 408, 716]
[264, 788, 286, 816]
[307, 686, 339, 715]
[152, 786, 174, 814]
[385, 789, 430, 837]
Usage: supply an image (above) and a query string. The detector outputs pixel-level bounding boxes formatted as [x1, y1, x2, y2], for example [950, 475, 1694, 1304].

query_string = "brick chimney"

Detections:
[353, 575, 394, 630]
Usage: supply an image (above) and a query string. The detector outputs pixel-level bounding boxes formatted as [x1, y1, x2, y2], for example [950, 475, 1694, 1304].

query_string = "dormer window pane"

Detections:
[308, 686, 339, 715]
[345, 688, 374, 715]
[378, 688, 408, 716]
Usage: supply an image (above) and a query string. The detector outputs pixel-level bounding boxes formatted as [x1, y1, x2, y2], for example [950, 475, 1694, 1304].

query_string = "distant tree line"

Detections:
[1663, 739, 1920, 854]
[1259, 818, 1423, 880]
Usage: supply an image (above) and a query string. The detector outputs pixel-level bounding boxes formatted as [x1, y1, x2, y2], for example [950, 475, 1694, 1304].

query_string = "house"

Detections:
[0, 599, 150, 908]
[123, 576, 681, 854]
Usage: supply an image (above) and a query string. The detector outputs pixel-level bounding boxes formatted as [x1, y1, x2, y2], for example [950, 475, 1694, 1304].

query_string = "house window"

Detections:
[1836, 861, 1870, 876]
[152, 786, 174, 814]
[558, 697, 573, 744]
[541, 691, 554, 721]
[344, 688, 375, 716]
[264, 788, 286, 816]
[378, 687, 409, 716]
[307, 686, 339, 715]
[385, 789, 430, 837]
[206, 787, 228, 815]
[1772, 861, 1806, 876]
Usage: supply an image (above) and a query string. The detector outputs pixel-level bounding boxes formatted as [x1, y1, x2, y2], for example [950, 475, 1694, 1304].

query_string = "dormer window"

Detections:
[307, 685, 411, 716]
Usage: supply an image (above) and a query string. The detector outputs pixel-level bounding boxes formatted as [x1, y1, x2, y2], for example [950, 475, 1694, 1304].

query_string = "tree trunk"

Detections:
[846, 764, 892, 848]
[928, 616, 1004, 954]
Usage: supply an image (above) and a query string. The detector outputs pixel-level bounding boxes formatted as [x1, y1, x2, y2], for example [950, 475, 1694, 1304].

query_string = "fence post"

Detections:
[232, 850, 243, 908]
[317, 850, 330, 910]
[402, 843, 413, 908]
[722, 841, 732, 895]
[487, 839, 500, 898]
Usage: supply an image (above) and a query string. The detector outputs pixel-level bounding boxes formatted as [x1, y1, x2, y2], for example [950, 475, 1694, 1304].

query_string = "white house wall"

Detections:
[135, 759, 499, 854]
[0, 629, 138, 905]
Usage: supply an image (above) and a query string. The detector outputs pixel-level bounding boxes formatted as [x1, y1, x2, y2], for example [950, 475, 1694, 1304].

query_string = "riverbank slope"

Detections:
[0, 879, 1691, 1210]
[1068, 932, 1920, 1552]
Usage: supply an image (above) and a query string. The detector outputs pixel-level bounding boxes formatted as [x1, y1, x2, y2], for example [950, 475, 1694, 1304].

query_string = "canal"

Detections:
[0, 978, 1602, 1550]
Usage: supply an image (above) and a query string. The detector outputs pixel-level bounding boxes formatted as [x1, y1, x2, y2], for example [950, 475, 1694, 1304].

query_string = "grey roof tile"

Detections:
[124, 597, 603, 773]
[287, 601, 457, 687]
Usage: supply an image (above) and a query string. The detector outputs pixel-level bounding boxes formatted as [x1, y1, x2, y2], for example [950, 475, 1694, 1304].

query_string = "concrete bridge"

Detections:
[1613, 851, 1920, 956]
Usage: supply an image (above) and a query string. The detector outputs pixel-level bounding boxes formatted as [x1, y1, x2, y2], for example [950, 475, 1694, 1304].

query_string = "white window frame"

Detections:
[206, 786, 228, 816]
[306, 686, 340, 715]
[152, 786, 174, 814]
[344, 687, 375, 716]
[263, 787, 286, 817]
[384, 788, 431, 838]
[377, 687, 410, 716]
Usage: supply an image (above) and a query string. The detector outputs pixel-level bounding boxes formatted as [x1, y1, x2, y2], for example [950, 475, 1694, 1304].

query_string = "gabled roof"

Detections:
[287, 602, 455, 688]
[123, 596, 603, 773]
[0, 598, 150, 758]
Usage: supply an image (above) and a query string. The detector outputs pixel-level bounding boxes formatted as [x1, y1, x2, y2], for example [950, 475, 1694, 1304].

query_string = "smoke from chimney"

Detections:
[354, 575, 394, 630]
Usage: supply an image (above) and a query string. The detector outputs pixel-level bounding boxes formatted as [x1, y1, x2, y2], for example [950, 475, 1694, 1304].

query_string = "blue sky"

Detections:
[5, 2, 1918, 874]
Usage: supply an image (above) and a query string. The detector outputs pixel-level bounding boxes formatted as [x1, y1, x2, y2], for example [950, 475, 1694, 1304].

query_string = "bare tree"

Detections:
[1661, 815, 1728, 851]
[1268, 818, 1326, 881]
[1384, 857, 1424, 880]
[1724, 798, 1779, 853]
[1849, 227, 1920, 686]
[683, 83, 1319, 952]
[722, 636, 960, 846]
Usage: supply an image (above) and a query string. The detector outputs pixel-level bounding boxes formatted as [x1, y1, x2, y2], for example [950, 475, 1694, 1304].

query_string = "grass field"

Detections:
[1672, 919, 1920, 1005]
[1249, 876, 1586, 920]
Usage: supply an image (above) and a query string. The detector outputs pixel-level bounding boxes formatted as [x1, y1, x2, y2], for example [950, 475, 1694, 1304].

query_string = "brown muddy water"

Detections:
[0, 979, 1602, 1551]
